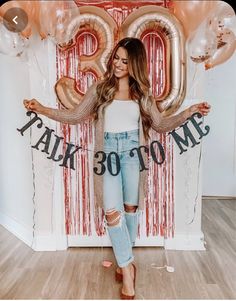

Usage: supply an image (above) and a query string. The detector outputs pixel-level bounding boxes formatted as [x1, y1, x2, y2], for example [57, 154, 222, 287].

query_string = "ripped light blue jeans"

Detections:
[103, 129, 140, 268]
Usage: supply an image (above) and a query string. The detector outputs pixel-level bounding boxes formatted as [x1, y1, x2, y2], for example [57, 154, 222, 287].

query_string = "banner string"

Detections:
[26, 111, 195, 155]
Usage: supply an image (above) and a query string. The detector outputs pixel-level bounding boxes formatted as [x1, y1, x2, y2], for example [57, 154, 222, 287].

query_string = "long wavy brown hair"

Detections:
[94, 37, 152, 140]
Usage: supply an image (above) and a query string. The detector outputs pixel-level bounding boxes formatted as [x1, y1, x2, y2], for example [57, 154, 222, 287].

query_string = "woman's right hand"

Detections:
[23, 99, 45, 114]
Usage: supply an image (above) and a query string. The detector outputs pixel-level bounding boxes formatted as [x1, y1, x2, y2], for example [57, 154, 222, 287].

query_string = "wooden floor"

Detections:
[0, 198, 235, 299]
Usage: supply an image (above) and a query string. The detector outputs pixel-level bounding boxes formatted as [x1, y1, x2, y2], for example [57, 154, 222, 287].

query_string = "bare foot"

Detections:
[121, 263, 135, 296]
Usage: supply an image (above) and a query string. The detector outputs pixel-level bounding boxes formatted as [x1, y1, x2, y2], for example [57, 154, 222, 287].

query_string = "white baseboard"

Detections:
[0, 211, 68, 251]
[0, 211, 33, 248]
[164, 232, 206, 250]
[67, 233, 165, 247]
[32, 234, 68, 251]
[0, 211, 205, 251]
[68, 233, 205, 250]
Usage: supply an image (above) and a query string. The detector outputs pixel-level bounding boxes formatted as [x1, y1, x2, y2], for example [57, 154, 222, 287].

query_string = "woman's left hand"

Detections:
[189, 102, 211, 117]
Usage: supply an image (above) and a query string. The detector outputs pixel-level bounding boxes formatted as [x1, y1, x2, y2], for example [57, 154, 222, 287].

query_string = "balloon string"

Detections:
[151, 263, 175, 272]
[29, 116, 36, 249]
[192, 62, 198, 84]
[189, 63, 200, 96]
[234, 102, 236, 175]
[188, 62, 205, 97]
[100, 214, 104, 265]
[29, 46, 47, 83]
[187, 122, 203, 225]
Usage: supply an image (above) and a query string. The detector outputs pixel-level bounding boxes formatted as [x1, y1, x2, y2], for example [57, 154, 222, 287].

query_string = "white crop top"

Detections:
[104, 100, 140, 133]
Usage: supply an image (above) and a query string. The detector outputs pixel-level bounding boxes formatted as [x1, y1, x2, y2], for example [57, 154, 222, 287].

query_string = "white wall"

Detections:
[0, 36, 62, 249]
[0, 51, 34, 245]
[202, 52, 236, 197]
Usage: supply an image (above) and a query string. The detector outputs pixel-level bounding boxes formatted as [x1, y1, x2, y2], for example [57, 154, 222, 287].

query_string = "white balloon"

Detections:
[166, 265, 175, 273]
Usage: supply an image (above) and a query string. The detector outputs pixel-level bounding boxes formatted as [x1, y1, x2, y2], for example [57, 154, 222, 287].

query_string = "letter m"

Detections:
[169, 123, 200, 155]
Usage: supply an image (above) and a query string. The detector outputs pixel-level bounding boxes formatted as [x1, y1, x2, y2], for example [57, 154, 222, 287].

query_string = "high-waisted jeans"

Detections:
[103, 129, 140, 268]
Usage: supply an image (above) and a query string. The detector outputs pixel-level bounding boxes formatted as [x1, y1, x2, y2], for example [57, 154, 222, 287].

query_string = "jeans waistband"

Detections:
[104, 129, 139, 139]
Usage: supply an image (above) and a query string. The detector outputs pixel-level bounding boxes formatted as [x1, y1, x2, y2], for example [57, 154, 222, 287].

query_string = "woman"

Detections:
[24, 37, 210, 299]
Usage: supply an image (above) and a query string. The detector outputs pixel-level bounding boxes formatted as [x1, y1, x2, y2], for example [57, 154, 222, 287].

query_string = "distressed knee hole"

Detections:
[124, 204, 138, 213]
[105, 209, 121, 226]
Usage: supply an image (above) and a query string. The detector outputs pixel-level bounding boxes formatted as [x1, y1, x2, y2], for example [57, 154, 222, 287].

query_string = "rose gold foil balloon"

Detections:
[0, 1, 38, 38]
[170, 0, 217, 38]
[0, 1, 48, 39]
[21, 1, 44, 39]
[54, 77, 83, 109]
[205, 28, 236, 70]
[32, 1, 47, 40]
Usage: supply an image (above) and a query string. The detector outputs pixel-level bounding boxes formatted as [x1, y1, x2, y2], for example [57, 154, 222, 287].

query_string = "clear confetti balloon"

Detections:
[188, 20, 218, 63]
[39, 1, 80, 47]
[0, 22, 29, 56]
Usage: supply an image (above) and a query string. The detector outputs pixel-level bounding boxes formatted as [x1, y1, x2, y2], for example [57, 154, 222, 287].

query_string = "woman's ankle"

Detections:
[121, 263, 134, 276]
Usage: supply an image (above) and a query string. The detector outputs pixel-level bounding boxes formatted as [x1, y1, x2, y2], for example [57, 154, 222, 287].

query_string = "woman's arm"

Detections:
[23, 81, 98, 125]
[149, 99, 211, 133]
